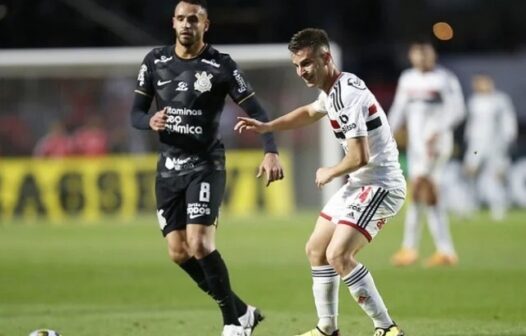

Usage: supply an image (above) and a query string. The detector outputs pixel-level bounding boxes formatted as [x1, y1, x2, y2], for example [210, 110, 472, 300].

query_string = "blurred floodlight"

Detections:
[433, 22, 454, 41]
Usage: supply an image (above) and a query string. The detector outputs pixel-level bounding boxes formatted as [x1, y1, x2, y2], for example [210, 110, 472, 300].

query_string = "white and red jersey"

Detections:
[464, 90, 517, 170]
[311, 72, 405, 190]
[388, 66, 465, 159]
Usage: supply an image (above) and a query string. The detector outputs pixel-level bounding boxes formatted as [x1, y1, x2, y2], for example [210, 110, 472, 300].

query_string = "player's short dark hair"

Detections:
[176, 0, 208, 12]
[288, 28, 330, 54]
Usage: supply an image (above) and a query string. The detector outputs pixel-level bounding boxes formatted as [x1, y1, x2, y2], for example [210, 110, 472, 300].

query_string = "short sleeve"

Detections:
[224, 56, 254, 103]
[311, 92, 328, 114]
[134, 53, 155, 97]
[339, 105, 368, 139]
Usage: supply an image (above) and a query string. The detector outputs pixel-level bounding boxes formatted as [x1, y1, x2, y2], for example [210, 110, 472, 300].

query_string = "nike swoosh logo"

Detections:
[157, 80, 172, 86]
[189, 213, 206, 219]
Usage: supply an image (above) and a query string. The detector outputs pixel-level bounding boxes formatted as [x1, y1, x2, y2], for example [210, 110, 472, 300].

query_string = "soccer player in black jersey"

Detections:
[130, 1, 283, 335]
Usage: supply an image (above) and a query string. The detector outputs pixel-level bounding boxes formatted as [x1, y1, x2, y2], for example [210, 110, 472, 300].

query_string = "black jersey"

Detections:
[134, 44, 255, 174]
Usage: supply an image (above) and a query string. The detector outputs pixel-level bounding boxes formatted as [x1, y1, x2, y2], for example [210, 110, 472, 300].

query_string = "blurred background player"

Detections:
[236, 28, 406, 336]
[463, 74, 518, 221]
[388, 40, 465, 267]
[130, 1, 283, 335]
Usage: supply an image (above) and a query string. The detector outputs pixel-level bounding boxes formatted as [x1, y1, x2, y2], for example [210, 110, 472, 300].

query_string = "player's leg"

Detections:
[301, 215, 340, 336]
[391, 178, 422, 266]
[419, 176, 457, 267]
[481, 161, 508, 221]
[328, 187, 404, 335]
[185, 168, 247, 334]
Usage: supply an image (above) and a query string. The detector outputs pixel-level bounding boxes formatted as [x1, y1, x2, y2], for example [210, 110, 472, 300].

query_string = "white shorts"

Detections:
[320, 184, 406, 241]
[408, 135, 452, 181]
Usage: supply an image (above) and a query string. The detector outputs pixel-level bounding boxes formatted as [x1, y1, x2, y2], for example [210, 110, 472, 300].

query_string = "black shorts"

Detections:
[155, 167, 225, 236]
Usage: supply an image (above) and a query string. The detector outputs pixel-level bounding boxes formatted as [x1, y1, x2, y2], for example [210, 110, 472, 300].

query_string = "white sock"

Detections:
[342, 264, 393, 329]
[426, 205, 456, 255]
[402, 203, 424, 250]
[311, 265, 340, 334]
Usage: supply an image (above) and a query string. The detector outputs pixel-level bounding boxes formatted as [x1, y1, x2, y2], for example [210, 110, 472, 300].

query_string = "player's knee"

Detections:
[187, 236, 213, 259]
[326, 247, 346, 273]
[305, 239, 327, 264]
[168, 247, 190, 264]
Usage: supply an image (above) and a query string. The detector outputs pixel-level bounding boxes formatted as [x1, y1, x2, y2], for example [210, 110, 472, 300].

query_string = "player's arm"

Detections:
[238, 95, 284, 186]
[315, 137, 369, 188]
[235, 102, 324, 133]
[130, 53, 167, 132]
[387, 74, 409, 133]
[500, 94, 518, 145]
[438, 72, 466, 133]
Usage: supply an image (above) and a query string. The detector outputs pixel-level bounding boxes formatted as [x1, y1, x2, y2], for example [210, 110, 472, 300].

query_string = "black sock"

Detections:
[180, 257, 248, 317]
[196, 250, 240, 325]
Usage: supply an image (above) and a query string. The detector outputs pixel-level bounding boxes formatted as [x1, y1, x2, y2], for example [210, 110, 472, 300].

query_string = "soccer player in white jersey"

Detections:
[464, 74, 517, 221]
[388, 41, 465, 267]
[235, 28, 406, 336]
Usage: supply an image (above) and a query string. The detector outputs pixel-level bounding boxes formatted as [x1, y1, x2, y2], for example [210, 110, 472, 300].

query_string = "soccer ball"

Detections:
[28, 329, 61, 336]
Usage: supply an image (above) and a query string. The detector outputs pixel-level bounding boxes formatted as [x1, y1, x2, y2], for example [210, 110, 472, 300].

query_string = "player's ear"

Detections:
[204, 19, 210, 32]
[323, 52, 332, 65]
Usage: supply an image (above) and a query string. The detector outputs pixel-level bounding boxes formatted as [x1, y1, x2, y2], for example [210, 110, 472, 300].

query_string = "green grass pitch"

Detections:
[1, 210, 525, 335]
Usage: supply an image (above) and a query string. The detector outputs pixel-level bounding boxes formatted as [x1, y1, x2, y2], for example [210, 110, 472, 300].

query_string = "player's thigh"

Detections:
[305, 216, 337, 263]
[155, 175, 188, 236]
[326, 224, 369, 262]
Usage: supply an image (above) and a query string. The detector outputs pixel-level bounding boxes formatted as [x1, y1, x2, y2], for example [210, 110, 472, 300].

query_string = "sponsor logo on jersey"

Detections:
[187, 202, 211, 219]
[166, 107, 202, 116]
[342, 123, 357, 133]
[201, 58, 220, 68]
[137, 64, 147, 87]
[194, 71, 213, 93]
[233, 69, 248, 93]
[157, 79, 172, 86]
[176, 81, 188, 91]
[166, 115, 204, 135]
[154, 56, 173, 64]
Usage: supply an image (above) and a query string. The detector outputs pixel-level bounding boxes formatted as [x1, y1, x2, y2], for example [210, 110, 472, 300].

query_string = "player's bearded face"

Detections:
[173, 3, 209, 47]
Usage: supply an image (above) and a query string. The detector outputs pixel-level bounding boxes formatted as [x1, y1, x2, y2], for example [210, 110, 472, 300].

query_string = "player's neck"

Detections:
[321, 67, 341, 94]
[175, 41, 207, 59]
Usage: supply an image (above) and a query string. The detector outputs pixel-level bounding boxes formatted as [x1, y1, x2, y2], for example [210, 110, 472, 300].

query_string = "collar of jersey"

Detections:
[172, 43, 210, 61]
[327, 72, 344, 95]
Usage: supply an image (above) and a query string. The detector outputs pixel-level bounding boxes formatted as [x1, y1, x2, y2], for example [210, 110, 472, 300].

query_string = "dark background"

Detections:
[1, 0, 525, 80]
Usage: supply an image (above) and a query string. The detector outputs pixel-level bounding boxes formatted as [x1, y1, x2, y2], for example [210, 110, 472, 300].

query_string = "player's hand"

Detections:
[257, 153, 284, 187]
[315, 167, 334, 188]
[150, 107, 168, 131]
[234, 117, 271, 134]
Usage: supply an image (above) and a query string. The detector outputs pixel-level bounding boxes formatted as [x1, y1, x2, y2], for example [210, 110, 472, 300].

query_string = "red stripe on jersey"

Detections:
[368, 104, 377, 116]
[329, 118, 341, 130]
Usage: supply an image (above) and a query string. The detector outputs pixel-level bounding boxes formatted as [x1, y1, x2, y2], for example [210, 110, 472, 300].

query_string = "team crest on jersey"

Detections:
[194, 71, 213, 93]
